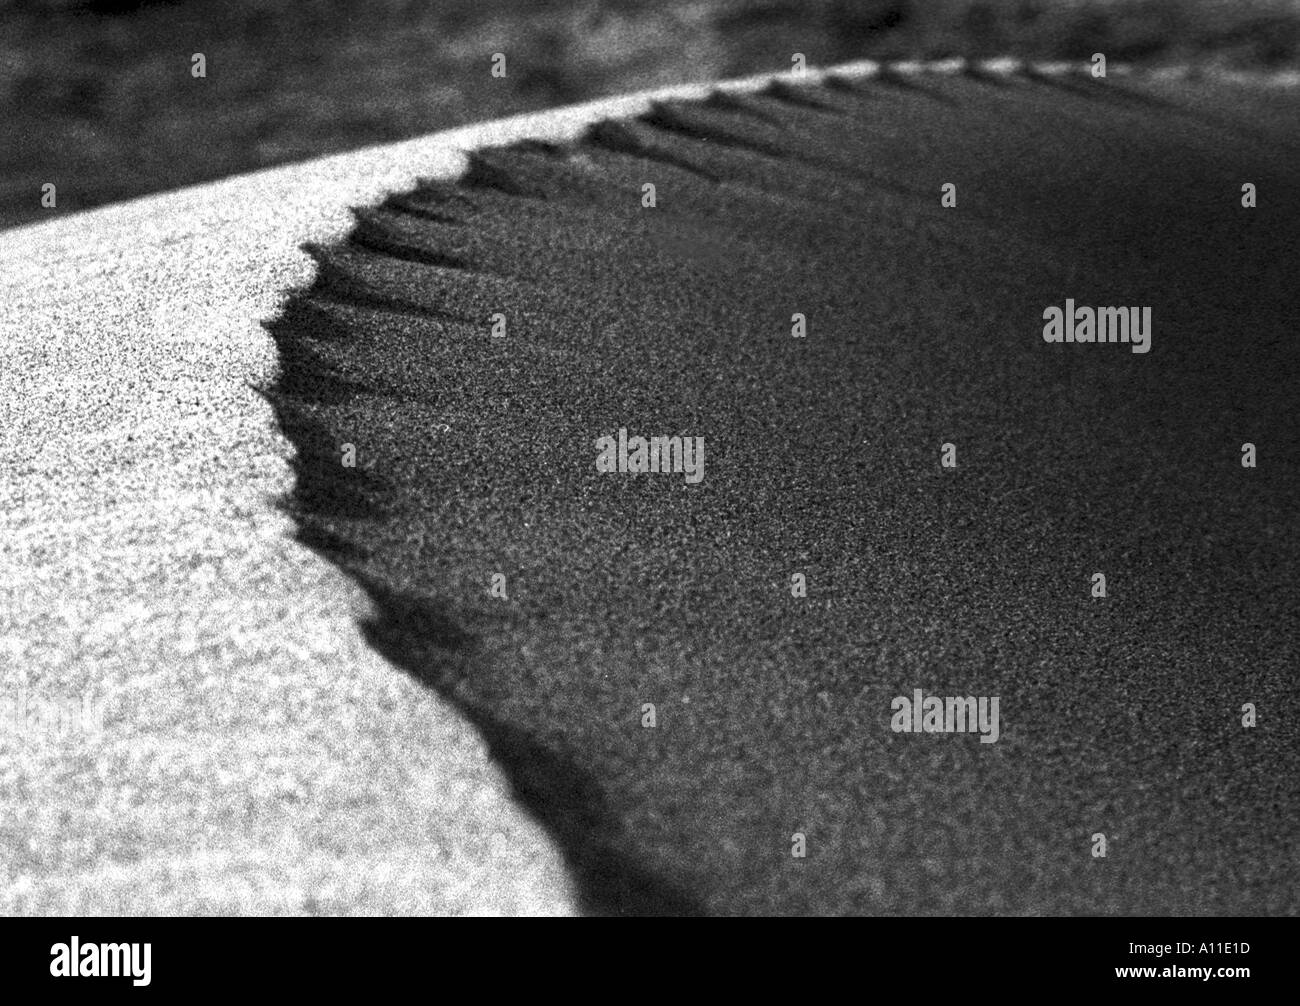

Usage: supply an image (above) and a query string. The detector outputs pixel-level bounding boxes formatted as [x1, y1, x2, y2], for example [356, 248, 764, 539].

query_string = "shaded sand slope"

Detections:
[1, 56, 939, 918]
[269, 66, 1300, 915]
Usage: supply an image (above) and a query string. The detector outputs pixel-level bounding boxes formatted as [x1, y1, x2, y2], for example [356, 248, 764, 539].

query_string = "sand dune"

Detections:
[268, 63, 1300, 915]
[3, 59, 1296, 915]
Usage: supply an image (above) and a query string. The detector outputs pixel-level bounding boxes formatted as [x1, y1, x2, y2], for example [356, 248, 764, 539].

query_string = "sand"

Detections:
[4, 58, 1296, 916]
[268, 64, 1300, 915]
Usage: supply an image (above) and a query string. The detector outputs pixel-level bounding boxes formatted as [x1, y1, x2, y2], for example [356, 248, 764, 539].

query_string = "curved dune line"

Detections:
[0, 55, 986, 918]
[2, 56, 1295, 916]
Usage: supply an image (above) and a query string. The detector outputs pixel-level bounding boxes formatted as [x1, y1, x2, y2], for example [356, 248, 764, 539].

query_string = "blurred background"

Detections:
[2, 0, 1298, 229]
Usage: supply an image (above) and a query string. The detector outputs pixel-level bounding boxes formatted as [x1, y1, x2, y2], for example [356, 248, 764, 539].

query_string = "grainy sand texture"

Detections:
[4, 59, 1297, 917]
[268, 65, 1299, 915]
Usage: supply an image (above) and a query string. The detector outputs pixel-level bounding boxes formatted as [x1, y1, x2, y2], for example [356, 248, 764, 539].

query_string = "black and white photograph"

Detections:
[1, 0, 1296, 979]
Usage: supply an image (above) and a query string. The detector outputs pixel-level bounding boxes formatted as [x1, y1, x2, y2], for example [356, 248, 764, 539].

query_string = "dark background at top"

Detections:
[2, 0, 1298, 228]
